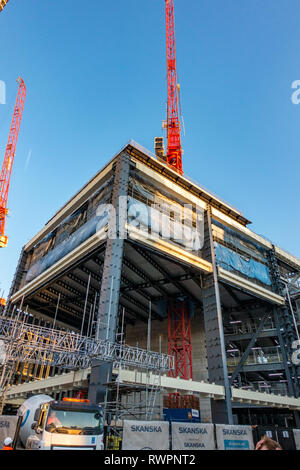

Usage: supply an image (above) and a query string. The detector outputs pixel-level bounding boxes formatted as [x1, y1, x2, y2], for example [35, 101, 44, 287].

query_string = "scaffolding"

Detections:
[0, 316, 173, 371]
[100, 366, 165, 449]
[168, 299, 195, 408]
[0, 315, 174, 413]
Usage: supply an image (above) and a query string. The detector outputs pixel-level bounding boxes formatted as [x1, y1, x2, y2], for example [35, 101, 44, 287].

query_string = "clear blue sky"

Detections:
[0, 0, 300, 297]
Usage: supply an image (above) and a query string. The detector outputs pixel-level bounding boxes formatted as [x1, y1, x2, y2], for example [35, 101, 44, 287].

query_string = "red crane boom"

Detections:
[165, 0, 183, 175]
[0, 77, 26, 248]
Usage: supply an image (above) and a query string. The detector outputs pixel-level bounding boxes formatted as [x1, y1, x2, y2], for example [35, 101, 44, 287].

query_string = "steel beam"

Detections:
[133, 244, 200, 304]
[123, 255, 169, 298]
[121, 272, 200, 294]
[229, 311, 270, 385]
[233, 363, 284, 373]
[225, 330, 277, 342]
[222, 284, 256, 325]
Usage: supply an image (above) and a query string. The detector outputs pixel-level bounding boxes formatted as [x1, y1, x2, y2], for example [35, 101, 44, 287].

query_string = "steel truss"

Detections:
[0, 316, 174, 381]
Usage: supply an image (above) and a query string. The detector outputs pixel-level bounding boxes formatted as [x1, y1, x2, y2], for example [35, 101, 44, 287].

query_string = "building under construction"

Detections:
[2, 139, 300, 428]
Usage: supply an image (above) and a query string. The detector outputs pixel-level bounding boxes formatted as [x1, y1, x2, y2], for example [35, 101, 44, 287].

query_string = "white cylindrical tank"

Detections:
[17, 394, 53, 447]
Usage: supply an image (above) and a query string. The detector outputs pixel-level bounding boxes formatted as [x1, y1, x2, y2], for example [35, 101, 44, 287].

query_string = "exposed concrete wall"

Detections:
[126, 318, 168, 354]
[191, 312, 208, 382]
[125, 311, 209, 381]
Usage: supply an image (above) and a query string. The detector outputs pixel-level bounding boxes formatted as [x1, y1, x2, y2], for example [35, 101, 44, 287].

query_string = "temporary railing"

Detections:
[236, 381, 289, 396]
[225, 318, 276, 336]
[227, 346, 283, 368]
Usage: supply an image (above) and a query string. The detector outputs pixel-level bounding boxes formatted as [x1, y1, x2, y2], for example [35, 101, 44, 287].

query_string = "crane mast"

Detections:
[164, 0, 195, 408]
[165, 0, 183, 175]
[0, 77, 26, 248]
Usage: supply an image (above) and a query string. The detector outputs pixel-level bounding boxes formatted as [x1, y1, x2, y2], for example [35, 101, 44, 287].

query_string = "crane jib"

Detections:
[165, 0, 183, 175]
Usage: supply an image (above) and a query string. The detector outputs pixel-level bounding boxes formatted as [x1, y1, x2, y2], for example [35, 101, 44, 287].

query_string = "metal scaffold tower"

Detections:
[103, 372, 163, 424]
[168, 299, 194, 408]
[101, 367, 164, 450]
[101, 307, 165, 448]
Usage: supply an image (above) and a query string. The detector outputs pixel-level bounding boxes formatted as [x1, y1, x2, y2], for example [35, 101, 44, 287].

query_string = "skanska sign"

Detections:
[172, 422, 215, 450]
[216, 425, 254, 450]
[122, 420, 255, 450]
[122, 420, 169, 450]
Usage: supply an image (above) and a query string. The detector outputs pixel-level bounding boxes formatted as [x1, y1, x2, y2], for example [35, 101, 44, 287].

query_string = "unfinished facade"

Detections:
[3, 140, 300, 426]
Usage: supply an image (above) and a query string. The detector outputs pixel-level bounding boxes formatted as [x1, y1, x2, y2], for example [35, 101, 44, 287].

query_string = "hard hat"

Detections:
[4, 437, 13, 446]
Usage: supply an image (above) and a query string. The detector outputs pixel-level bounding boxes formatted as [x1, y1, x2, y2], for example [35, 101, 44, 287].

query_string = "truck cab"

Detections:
[23, 397, 104, 450]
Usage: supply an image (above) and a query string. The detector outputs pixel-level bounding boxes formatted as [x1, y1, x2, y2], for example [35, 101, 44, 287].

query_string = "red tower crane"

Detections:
[0, 77, 26, 248]
[165, 0, 183, 175]
[164, 1, 195, 408]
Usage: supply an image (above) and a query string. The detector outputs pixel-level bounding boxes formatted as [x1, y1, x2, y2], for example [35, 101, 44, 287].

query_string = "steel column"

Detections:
[202, 206, 233, 424]
[89, 152, 130, 404]
[229, 311, 270, 385]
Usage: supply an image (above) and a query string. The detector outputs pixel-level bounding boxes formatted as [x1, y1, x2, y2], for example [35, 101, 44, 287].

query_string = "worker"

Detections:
[255, 435, 282, 450]
[2, 437, 13, 450]
[47, 410, 62, 427]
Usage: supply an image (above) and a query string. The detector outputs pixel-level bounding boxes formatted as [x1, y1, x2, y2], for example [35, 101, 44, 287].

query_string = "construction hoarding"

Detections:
[293, 429, 300, 450]
[215, 424, 254, 450]
[171, 422, 215, 450]
[122, 420, 169, 450]
[0, 415, 19, 448]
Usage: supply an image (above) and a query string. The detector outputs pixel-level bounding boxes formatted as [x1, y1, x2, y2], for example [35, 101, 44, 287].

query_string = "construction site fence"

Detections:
[105, 420, 300, 451]
[0, 415, 22, 449]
